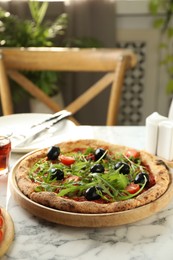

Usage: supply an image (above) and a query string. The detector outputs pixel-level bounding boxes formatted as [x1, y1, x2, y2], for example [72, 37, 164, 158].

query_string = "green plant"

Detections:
[0, 0, 69, 101]
[0, 0, 102, 103]
[149, 0, 173, 94]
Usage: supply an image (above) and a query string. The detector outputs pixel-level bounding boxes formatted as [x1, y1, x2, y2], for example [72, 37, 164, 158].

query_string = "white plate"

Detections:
[0, 113, 77, 153]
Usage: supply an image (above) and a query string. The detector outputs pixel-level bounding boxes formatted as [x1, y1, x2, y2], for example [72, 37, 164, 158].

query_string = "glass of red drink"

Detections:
[0, 136, 11, 176]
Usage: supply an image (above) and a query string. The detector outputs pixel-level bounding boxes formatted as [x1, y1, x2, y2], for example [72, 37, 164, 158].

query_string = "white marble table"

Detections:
[1, 126, 173, 260]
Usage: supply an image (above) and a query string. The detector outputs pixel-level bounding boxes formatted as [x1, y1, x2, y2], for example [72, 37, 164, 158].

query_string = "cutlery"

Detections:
[11, 110, 71, 140]
[30, 110, 70, 128]
[13, 110, 72, 148]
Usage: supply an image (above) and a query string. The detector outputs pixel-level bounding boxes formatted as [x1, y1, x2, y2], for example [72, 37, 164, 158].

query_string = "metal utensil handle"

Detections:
[31, 110, 70, 128]
[14, 111, 72, 147]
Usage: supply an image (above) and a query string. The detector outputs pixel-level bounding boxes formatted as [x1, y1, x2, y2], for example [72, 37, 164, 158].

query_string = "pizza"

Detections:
[0, 208, 4, 243]
[15, 139, 170, 214]
[0, 207, 14, 257]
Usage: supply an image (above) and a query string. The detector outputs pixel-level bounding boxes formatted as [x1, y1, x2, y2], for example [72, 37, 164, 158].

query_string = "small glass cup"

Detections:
[0, 136, 11, 176]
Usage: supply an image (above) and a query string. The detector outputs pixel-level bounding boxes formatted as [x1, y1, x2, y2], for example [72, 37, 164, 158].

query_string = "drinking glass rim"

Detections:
[0, 136, 11, 144]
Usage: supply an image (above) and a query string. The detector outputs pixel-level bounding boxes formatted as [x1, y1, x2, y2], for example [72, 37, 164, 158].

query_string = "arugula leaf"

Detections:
[29, 147, 150, 202]
[84, 147, 95, 155]
[35, 182, 58, 192]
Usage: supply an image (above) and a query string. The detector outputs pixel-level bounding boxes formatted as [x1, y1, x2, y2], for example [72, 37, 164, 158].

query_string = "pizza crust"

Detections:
[15, 139, 170, 214]
[0, 208, 15, 257]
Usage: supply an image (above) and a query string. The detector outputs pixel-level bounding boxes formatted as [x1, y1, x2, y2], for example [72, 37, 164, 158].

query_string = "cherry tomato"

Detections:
[126, 183, 140, 194]
[59, 155, 75, 166]
[125, 149, 140, 159]
[0, 216, 3, 228]
[0, 230, 3, 243]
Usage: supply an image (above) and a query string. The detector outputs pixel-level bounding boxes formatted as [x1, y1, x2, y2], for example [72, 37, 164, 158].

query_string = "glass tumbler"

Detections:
[0, 136, 11, 176]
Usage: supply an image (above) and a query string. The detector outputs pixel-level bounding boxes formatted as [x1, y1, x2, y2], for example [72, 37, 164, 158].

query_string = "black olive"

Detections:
[47, 146, 60, 160]
[95, 148, 106, 161]
[49, 168, 64, 180]
[114, 162, 130, 175]
[90, 164, 105, 173]
[84, 186, 102, 201]
[134, 172, 149, 186]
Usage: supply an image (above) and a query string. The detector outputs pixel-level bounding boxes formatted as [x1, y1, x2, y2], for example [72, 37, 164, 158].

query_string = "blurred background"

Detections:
[0, 0, 171, 125]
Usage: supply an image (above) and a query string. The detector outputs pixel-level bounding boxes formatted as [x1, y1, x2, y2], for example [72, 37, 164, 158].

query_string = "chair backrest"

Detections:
[0, 47, 137, 125]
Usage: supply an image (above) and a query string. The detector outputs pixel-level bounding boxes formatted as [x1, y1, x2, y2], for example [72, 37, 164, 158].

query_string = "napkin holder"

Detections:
[145, 112, 173, 170]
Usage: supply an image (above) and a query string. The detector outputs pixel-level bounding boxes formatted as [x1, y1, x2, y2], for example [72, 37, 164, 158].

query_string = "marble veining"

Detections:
[1, 126, 173, 260]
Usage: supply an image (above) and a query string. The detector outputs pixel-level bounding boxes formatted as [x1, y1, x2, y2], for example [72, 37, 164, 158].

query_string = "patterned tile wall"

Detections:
[116, 42, 146, 125]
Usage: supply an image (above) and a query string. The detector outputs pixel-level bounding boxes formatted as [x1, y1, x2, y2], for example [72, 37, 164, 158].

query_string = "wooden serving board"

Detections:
[9, 154, 173, 228]
[0, 208, 15, 257]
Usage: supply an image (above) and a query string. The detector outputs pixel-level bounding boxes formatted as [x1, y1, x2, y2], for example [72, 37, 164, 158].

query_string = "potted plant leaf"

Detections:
[0, 0, 102, 113]
[0, 1, 69, 110]
[149, 0, 173, 94]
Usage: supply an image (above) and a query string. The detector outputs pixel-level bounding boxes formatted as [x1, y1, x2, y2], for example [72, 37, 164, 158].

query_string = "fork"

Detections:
[11, 110, 72, 147]
[30, 110, 70, 128]
[11, 110, 71, 140]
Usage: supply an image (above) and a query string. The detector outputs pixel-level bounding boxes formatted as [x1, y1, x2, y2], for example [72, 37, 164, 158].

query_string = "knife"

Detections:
[30, 110, 70, 128]
[13, 111, 72, 148]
